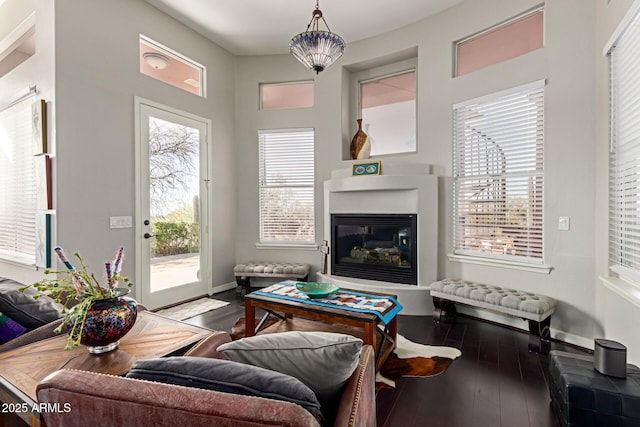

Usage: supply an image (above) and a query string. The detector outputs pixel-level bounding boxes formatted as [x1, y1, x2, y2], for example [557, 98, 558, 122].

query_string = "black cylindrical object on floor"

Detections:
[594, 338, 627, 378]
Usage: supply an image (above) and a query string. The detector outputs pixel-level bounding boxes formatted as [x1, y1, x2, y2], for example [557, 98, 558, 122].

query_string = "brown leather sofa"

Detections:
[36, 331, 377, 427]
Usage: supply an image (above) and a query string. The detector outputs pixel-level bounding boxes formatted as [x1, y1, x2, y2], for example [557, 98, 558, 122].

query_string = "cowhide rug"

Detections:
[229, 318, 461, 391]
[376, 334, 461, 390]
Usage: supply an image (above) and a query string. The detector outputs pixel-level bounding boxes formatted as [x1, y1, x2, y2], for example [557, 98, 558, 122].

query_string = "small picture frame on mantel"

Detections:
[352, 161, 381, 176]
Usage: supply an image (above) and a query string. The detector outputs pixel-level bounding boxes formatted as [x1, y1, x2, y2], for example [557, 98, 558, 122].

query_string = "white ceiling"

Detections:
[144, 0, 464, 56]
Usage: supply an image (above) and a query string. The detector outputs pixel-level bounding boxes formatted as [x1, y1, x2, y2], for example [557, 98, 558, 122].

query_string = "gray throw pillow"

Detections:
[0, 278, 63, 330]
[216, 331, 363, 403]
[126, 356, 323, 419]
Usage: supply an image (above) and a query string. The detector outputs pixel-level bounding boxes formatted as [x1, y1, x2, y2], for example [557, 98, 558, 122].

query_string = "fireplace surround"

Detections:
[320, 163, 437, 315]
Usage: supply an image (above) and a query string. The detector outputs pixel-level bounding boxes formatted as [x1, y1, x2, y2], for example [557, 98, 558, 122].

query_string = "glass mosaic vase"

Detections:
[67, 288, 138, 354]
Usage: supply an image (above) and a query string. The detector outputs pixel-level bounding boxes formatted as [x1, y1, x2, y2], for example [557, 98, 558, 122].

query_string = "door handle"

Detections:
[143, 232, 155, 239]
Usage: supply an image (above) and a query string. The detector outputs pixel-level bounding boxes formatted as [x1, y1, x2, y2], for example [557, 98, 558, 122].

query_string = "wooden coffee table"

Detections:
[244, 288, 399, 371]
[0, 311, 212, 427]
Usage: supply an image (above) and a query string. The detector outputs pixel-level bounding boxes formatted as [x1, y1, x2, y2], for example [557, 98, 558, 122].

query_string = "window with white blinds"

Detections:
[453, 80, 545, 263]
[0, 96, 37, 264]
[609, 8, 640, 283]
[258, 129, 315, 244]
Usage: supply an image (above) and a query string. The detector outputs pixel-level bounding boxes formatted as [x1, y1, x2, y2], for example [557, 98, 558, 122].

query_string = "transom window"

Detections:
[453, 80, 545, 263]
[139, 35, 205, 97]
[260, 81, 314, 110]
[258, 129, 315, 244]
[455, 7, 544, 77]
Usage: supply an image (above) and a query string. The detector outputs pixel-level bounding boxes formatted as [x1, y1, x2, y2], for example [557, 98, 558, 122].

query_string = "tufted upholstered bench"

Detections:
[233, 261, 310, 296]
[549, 350, 640, 426]
[430, 278, 556, 353]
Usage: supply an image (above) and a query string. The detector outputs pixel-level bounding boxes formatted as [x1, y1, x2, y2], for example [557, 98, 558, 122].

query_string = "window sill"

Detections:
[447, 253, 553, 274]
[599, 275, 640, 310]
[255, 243, 319, 251]
[0, 253, 37, 269]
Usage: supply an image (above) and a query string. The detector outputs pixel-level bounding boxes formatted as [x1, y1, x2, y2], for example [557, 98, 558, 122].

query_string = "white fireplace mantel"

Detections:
[321, 163, 438, 315]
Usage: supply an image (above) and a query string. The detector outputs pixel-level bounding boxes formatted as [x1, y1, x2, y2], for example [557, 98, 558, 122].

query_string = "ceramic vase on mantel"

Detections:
[350, 119, 371, 160]
[66, 288, 138, 354]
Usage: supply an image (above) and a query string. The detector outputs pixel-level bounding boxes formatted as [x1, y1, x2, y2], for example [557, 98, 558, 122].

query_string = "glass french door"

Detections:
[135, 98, 210, 309]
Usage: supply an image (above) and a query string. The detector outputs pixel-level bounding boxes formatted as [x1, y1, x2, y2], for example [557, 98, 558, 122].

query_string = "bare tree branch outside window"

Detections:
[148, 118, 199, 218]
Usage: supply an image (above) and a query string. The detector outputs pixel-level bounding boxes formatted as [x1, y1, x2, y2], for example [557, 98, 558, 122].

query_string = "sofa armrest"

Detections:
[37, 369, 320, 427]
[182, 330, 231, 359]
[333, 344, 376, 427]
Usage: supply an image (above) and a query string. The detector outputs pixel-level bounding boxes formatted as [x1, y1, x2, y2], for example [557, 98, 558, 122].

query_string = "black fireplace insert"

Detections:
[330, 213, 417, 285]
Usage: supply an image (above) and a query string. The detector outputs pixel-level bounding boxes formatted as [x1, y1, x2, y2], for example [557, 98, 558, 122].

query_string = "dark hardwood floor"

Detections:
[187, 289, 589, 427]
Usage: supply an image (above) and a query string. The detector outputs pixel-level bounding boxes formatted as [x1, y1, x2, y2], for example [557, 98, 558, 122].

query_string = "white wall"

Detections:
[234, 53, 337, 273]
[53, 0, 238, 298]
[1, 0, 238, 298]
[435, 0, 597, 348]
[235, 0, 601, 349]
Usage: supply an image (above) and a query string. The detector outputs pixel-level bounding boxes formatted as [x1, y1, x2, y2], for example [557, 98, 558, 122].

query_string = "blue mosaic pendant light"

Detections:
[289, 0, 346, 74]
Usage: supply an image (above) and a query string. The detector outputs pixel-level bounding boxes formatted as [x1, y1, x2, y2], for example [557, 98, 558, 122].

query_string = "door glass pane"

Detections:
[148, 116, 201, 292]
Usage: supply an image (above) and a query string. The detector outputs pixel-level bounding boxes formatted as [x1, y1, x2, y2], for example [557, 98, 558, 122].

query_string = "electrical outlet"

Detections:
[110, 216, 132, 229]
[558, 216, 570, 231]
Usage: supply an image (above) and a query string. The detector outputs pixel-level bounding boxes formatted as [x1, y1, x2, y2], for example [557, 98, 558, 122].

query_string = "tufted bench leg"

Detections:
[528, 316, 551, 354]
[432, 297, 456, 323]
[235, 277, 251, 297]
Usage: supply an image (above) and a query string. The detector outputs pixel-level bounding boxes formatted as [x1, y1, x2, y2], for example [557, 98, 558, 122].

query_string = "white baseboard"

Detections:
[550, 330, 593, 351]
[457, 306, 592, 350]
[210, 282, 236, 295]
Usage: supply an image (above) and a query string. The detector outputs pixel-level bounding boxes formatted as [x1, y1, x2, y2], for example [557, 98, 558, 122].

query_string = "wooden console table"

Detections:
[0, 311, 212, 427]
[244, 286, 399, 371]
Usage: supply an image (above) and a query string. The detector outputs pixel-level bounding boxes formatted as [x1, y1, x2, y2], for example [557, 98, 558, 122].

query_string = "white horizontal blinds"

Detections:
[259, 129, 315, 243]
[0, 96, 37, 263]
[453, 81, 544, 263]
[609, 10, 640, 280]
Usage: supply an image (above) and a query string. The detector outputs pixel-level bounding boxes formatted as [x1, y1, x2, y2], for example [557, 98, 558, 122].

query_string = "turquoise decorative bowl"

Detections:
[295, 282, 340, 299]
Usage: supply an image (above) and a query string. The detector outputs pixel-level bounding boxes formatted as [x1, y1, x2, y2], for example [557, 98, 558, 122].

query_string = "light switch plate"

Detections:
[558, 216, 570, 231]
[110, 216, 132, 229]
